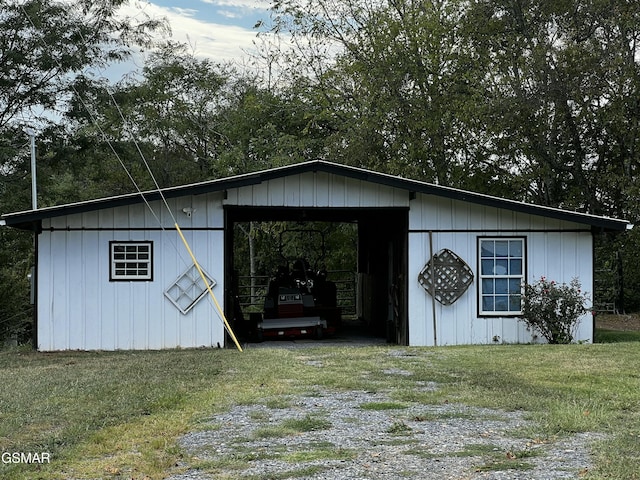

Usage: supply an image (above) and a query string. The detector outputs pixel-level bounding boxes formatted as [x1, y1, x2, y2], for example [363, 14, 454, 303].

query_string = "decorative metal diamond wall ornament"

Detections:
[418, 248, 474, 305]
[165, 265, 216, 314]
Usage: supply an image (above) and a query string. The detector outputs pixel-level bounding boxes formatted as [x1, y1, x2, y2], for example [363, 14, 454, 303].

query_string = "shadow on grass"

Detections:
[595, 329, 640, 343]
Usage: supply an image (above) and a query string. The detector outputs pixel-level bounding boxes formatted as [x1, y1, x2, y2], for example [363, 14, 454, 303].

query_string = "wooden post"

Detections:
[429, 231, 437, 346]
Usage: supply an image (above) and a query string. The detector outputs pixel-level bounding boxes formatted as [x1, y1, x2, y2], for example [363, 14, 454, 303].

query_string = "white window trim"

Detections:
[110, 241, 153, 281]
[478, 237, 525, 316]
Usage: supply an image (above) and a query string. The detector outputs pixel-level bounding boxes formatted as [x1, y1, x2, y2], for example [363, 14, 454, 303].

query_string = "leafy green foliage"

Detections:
[600, 228, 640, 312]
[0, 229, 33, 344]
[522, 277, 589, 344]
[263, 0, 640, 308]
[215, 82, 329, 175]
[0, 0, 164, 132]
[3, 0, 640, 340]
[60, 43, 235, 194]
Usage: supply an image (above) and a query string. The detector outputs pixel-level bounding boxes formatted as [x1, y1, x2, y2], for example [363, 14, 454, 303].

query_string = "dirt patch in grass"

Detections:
[596, 313, 640, 331]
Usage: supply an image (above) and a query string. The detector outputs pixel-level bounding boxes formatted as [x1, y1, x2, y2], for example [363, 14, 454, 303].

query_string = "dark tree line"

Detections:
[2, 0, 640, 342]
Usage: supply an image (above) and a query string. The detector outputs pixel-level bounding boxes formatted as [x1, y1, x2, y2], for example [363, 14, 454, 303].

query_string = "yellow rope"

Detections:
[175, 223, 243, 352]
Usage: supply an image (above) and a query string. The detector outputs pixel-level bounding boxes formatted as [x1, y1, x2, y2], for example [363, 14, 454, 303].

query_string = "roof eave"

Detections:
[0, 160, 630, 232]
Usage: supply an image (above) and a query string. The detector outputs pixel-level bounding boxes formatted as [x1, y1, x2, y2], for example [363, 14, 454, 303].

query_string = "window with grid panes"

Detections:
[110, 242, 153, 281]
[478, 238, 524, 315]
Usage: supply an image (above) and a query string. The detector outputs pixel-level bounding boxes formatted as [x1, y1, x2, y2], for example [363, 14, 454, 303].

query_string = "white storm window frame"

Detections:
[478, 237, 525, 316]
[164, 265, 217, 315]
[110, 241, 153, 281]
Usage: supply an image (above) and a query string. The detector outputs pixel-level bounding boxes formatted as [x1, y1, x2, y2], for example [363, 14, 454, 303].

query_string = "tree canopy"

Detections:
[2, 0, 640, 341]
[266, 0, 640, 218]
[0, 0, 165, 341]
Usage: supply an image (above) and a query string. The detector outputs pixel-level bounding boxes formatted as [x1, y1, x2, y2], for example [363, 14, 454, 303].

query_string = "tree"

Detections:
[0, 0, 164, 133]
[1, 0, 166, 210]
[265, 0, 519, 195]
[467, 0, 640, 214]
[56, 43, 236, 196]
[264, 0, 640, 209]
[112, 43, 233, 185]
[263, 0, 640, 308]
[215, 81, 329, 175]
[468, 0, 640, 309]
[0, 0, 164, 343]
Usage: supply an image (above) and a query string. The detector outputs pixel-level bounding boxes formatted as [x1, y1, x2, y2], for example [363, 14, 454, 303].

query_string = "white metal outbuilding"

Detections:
[1, 161, 629, 350]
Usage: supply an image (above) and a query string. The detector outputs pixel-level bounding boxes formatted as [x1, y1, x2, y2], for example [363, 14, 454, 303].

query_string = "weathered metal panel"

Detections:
[408, 194, 594, 346]
[299, 172, 316, 205]
[223, 171, 410, 208]
[344, 176, 363, 205]
[314, 172, 331, 206]
[37, 197, 226, 351]
[82, 231, 102, 350]
[235, 182, 254, 206]
[46, 195, 226, 231]
[35, 169, 596, 349]
[283, 176, 300, 206]
[267, 177, 286, 206]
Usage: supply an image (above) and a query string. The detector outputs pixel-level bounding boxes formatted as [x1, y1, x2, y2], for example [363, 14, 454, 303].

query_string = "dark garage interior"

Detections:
[224, 206, 409, 346]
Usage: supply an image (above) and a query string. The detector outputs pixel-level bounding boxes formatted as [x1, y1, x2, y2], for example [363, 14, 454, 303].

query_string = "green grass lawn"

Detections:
[0, 333, 639, 479]
[595, 328, 640, 343]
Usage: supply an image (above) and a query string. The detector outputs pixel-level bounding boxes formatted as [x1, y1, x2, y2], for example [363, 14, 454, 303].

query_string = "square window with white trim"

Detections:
[478, 238, 525, 315]
[110, 241, 153, 281]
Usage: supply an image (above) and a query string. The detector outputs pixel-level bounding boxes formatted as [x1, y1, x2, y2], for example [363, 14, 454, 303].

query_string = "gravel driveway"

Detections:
[168, 347, 602, 480]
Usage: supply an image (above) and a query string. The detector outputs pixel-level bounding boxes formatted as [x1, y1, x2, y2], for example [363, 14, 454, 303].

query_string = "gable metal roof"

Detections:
[1, 160, 630, 231]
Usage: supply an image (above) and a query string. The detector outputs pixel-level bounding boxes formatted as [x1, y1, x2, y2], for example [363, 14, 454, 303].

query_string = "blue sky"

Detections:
[148, 0, 271, 30]
[115, 0, 273, 76]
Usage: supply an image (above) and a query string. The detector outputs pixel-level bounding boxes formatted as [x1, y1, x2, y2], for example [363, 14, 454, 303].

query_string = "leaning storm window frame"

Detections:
[478, 237, 525, 316]
[109, 241, 153, 281]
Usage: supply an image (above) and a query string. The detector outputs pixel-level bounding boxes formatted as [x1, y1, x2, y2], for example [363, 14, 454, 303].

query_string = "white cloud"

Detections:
[96, 1, 299, 85]
[217, 9, 242, 19]
[169, 7, 199, 17]
[200, 0, 270, 9]
[117, 2, 260, 64]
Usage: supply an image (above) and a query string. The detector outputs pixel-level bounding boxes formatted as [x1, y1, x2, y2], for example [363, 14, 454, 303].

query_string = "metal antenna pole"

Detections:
[24, 128, 37, 210]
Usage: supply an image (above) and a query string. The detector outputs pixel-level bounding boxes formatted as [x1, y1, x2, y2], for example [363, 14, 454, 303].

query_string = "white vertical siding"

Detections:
[37, 193, 226, 351]
[408, 194, 594, 346]
[224, 171, 410, 208]
[35, 171, 598, 349]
